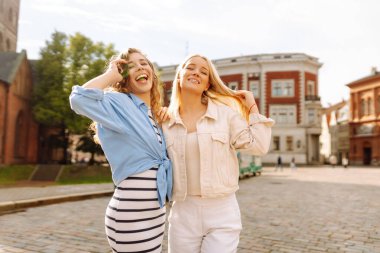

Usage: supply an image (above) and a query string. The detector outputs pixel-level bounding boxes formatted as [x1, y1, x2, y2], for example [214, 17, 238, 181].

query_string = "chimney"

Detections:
[371, 66, 378, 75]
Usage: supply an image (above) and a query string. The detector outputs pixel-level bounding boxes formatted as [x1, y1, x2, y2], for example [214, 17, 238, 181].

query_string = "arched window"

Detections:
[368, 98, 373, 115]
[14, 111, 27, 159]
[360, 99, 366, 116]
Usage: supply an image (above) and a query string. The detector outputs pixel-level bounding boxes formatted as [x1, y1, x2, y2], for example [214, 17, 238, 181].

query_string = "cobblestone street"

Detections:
[1, 167, 380, 253]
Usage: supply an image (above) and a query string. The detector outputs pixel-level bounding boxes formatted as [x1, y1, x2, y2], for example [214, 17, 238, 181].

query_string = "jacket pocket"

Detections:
[211, 133, 231, 186]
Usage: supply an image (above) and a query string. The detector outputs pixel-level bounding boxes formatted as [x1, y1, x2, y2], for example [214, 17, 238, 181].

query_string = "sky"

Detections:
[17, 0, 380, 107]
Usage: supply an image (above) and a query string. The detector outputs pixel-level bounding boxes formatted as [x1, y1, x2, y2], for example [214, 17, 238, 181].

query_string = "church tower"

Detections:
[0, 0, 20, 52]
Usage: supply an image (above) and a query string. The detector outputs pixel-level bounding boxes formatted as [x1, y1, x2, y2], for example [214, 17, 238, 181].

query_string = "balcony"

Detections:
[305, 95, 321, 101]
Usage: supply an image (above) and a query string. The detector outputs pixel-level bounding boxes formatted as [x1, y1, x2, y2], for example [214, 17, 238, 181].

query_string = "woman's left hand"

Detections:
[235, 90, 259, 113]
[158, 107, 170, 122]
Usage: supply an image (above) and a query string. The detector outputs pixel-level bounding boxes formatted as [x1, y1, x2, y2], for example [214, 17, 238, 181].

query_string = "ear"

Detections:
[206, 83, 211, 91]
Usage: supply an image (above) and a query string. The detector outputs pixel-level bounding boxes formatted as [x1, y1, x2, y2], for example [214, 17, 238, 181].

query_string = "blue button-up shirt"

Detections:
[69, 85, 172, 207]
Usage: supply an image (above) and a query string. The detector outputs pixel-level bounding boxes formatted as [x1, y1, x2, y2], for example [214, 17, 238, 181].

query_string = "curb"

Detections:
[0, 190, 114, 214]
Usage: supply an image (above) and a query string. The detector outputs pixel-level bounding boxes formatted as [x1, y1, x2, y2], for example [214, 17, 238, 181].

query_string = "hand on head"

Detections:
[234, 90, 258, 113]
[107, 58, 128, 83]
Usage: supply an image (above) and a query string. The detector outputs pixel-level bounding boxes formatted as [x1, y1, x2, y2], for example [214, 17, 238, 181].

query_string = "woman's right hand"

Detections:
[106, 58, 128, 83]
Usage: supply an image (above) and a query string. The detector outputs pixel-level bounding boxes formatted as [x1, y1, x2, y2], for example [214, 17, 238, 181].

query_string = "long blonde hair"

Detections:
[91, 48, 162, 143]
[168, 54, 249, 121]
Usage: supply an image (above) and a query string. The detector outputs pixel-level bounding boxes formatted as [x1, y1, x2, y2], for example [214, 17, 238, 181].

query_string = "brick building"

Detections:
[347, 67, 380, 165]
[159, 53, 322, 164]
[0, 50, 39, 164]
[0, 0, 20, 52]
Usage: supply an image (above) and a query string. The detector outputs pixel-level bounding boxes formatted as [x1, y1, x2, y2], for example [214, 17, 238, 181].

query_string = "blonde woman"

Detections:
[163, 54, 274, 253]
[69, 48, 172, 253]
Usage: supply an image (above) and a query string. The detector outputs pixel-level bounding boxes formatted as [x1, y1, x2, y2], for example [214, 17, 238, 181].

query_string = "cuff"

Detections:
[249, 113, 275, 127]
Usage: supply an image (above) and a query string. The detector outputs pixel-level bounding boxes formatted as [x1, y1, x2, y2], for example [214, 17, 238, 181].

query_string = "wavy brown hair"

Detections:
[90, 48, 163, 143]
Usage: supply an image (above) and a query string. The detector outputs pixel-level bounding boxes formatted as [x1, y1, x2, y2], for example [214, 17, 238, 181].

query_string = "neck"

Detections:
[179, 93, 205, 114]
[134, 92, 151, 107]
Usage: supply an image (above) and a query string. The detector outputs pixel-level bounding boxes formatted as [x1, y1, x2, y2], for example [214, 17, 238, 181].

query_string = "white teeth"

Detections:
[189, 78, 200, 84]
[136, 74, 148, 81]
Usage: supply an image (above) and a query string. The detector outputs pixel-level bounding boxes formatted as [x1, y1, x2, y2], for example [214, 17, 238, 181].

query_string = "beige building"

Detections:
[159, 53, 323, 165]
[0, 0, 20, 52]
[320, 100, 350, 164]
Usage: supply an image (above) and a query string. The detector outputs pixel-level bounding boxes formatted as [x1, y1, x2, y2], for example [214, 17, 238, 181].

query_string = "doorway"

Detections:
[363, 147, 372, 165]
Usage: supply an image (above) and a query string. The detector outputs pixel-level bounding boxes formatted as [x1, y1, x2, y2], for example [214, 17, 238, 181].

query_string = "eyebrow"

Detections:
[126, 59, 148, 64]
[187, 63, 209, 73]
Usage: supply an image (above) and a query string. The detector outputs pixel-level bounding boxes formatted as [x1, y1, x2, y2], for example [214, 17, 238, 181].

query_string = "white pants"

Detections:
[168, 194, 242, 253]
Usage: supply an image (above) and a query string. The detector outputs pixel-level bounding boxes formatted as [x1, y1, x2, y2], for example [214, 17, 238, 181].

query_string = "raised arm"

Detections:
[82, 58, 126, 89]
[69, 59, 129, 133]
[230, 90, 274, 155]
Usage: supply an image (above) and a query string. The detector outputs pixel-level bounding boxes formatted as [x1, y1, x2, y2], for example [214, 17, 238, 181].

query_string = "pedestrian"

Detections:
[275, 155, 283, 171]
[69, 48, 172, 253]
[162, 54, 274, 253]
[342, 156, 349, 168]
[290, 157, 297, 170]
[329, 155, 337, 168]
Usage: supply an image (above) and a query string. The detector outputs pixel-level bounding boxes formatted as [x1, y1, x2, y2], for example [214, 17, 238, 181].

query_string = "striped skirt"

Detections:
[105, 168, 166, 253]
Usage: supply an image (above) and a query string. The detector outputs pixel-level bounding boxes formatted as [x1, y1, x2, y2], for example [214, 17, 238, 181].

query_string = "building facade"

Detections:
[0, 0, 20, 52]
[0, 50, 39, 164]
[159, 53, 323, 164]
[320, 100, 350, 164]
[347, 68, 380, 165]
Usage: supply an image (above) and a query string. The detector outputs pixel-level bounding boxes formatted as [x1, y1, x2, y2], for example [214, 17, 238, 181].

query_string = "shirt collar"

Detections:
[127, 93, 147, 110]
[168, 98, 218, 128]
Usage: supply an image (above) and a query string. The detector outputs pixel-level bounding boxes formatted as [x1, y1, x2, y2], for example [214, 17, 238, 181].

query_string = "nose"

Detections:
[192, 68, 200, 76]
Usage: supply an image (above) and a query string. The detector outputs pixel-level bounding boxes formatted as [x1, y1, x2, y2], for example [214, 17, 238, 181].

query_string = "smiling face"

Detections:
[179, 56, 210, 96]
[126, 52, 154, 97]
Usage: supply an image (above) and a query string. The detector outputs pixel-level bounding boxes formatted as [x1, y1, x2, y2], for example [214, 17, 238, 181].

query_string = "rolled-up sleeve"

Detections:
[69, 85, 125, 133]
[230, 112, 275, 155]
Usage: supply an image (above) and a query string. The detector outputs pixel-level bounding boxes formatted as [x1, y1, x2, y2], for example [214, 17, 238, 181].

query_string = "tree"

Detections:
[33, 31, 117, 164]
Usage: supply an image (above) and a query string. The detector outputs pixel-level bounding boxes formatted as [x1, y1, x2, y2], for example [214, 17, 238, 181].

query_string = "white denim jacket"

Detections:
[162, 99, 274, 201]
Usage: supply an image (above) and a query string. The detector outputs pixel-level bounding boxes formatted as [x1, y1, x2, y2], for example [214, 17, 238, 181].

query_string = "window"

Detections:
[269, 105, 297, 124]
[14, 111, 26, 158]
[165, 89, 172, 105]
[286, 136, 293, 151]
[273, 136, 280, 151]
[228, 81, 238, 90]
[368, 98, 373, 115]
[307, 81, 315, 96]
[5, 38, 10, 51]
[308, 109, 316, 124]
[296, 140, 301, 149]
[271, 79, 294, 97]
[249, 81, 260, 97]
[361, 99, 366, 116]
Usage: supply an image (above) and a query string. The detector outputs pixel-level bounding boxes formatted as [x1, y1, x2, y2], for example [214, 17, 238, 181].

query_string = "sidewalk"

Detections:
[0, 183, 114, 214]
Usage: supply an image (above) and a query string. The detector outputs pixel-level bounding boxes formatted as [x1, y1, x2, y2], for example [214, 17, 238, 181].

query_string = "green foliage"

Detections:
[32, 30, 118, 163]
[33, 30, 118, 134]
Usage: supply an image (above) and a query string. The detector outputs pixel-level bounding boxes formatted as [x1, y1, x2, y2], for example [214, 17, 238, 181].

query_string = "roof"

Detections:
[0, 50, 27, 85]
[346, 71, 380, 87]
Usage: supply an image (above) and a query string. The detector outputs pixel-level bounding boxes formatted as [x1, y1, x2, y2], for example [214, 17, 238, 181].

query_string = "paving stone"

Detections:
[1, 167, 380, 252]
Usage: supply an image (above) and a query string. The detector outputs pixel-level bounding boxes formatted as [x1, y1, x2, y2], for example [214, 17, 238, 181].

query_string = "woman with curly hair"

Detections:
[69, 48, 172, 253]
